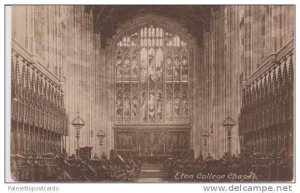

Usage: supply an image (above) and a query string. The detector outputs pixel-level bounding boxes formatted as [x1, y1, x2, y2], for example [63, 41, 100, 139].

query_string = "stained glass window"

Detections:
[115, 25, 189, 124]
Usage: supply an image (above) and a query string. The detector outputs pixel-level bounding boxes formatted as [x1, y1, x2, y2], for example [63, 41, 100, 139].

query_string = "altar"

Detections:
[113, 126, 191, 161]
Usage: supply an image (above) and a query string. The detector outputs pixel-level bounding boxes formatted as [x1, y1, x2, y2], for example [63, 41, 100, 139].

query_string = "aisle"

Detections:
[137, 164, 166, 182]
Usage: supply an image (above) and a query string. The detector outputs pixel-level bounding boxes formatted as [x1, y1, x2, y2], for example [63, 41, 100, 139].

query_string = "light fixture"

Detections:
[71, 112, 85, 156]
[222, 116, 236, 154]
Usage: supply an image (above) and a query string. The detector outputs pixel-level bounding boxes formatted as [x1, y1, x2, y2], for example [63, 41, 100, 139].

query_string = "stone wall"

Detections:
[12, 5, 112, 156]
[194, 5, 295, 159]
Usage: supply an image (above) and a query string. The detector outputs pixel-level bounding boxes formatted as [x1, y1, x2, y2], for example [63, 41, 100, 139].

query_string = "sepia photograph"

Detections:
[7, 4, 295, 183]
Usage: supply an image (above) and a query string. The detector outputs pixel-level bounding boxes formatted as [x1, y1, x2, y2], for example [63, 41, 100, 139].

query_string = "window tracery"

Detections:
[115, 25, 189, 124]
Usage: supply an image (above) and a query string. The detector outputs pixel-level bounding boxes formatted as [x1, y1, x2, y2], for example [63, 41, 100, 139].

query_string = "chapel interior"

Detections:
[10, 5, 294, 182]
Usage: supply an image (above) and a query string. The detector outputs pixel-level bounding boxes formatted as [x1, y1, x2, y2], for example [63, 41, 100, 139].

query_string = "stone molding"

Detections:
[107, 13, 199, 51]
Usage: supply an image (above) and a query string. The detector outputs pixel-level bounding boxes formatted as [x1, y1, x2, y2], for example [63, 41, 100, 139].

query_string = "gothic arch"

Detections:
[108, 13, 198, 50]
[106, 13, 200, 154]
[110, 13, 198, 125]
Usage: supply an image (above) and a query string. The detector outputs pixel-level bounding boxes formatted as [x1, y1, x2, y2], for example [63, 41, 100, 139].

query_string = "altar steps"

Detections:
[137, 164, 166, 182]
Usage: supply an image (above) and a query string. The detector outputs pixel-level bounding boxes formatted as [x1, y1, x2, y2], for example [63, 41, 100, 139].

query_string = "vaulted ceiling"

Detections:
[85, 5, 214, 48]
